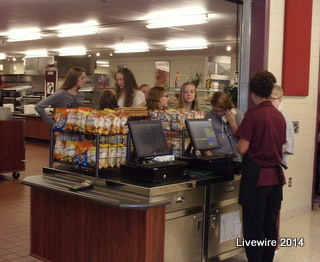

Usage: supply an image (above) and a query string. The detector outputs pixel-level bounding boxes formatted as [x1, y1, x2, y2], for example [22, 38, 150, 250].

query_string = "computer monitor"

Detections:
[128, 120, 170, 159]
[185, 119, 220, 151]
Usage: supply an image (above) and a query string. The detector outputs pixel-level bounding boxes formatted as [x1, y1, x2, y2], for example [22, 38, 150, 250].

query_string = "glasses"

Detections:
[270, 97, 281, 101]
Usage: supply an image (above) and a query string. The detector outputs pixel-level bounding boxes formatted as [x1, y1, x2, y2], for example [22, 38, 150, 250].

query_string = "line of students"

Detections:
[35, 66, 293, 167]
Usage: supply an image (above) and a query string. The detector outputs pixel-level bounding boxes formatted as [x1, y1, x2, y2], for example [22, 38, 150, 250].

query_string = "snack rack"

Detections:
[48, 107, 203, 178]
[48, 107, 148, 178]
[49, 129, 129, 178]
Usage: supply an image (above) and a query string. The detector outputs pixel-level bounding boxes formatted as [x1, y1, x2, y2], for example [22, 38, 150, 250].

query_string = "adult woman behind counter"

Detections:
[205, 91, 244, 162]
[115, 67, 145, 107]
[35, 66, 86, 127]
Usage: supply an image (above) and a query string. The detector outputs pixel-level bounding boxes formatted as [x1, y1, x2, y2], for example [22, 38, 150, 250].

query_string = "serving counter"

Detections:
[22, 170, 242, 262]
[14, 113, 51, 140]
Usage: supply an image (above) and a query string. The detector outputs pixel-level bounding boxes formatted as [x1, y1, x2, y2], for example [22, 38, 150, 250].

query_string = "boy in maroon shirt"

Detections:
[235, 70, 286, 262]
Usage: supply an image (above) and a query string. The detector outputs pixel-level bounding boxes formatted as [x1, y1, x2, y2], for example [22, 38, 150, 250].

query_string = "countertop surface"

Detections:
[22, 169, 235, 209]
[22, 173, 172, 209]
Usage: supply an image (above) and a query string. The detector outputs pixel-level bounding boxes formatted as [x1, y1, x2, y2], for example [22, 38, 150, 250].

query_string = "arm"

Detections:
[237, 138, 250, 155]
[35, 90, 64, 126]
[136, 102, 146, 107]
[134, 90, 146, 107]
[227, 108, 244, 134]
[35, 97, 55, 126]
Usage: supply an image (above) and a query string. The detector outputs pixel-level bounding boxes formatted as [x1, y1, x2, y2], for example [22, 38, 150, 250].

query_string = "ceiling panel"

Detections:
[0, 0, 242, 59]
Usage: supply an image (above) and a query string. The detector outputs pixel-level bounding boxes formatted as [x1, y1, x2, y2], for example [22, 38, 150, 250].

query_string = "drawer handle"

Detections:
[176, 196, 184, 203]
[195, 217, 203, 236]
[210, 215, 216, 231]
[226, 186, 234, 193]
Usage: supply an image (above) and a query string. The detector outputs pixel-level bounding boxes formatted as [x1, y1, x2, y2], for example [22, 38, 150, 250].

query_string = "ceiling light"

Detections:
[55, 20, 100, 37]
[58, 47, 87, 56]
[24, 50, 48, 58]
[98, 63, 109, 67]
[146, 7, 208, 29]
[165, 38, 208, 51]
[7, 28, 42, 42]
[147, 14, 208, 29]
[97, 61, 109, 67]
[12, 57, 17, 62]
[226, 45, 232, 51]
[96, 52, 101, 57]
[96, 61, 109, 64]
[114, 43, 149, 53]
[0, 53, 6, 60]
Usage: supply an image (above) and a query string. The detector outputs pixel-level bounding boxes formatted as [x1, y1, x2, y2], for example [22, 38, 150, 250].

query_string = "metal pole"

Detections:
[238, 0, 252, 113]
[49, 128, 54, 168]
[95, 133, 100, 178]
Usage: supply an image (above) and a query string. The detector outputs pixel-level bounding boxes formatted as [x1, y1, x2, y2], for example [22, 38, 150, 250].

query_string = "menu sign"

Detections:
[45, 63, 58, 97]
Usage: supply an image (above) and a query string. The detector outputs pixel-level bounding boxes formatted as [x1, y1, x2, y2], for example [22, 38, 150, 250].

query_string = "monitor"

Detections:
[185, 119, 220, 151]
[128, 120, 170, 159]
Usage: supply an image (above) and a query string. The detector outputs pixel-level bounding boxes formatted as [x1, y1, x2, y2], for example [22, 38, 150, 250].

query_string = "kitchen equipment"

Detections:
[3, 103, 14, 112]
[164, 186, 205, 262]
[207, 178, 243, 261]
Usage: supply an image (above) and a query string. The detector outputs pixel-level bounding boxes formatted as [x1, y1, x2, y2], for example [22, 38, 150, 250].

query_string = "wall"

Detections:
[268, 0, 320, 218]
[1, 61, 24, 74]
[108, 54, 207, 88]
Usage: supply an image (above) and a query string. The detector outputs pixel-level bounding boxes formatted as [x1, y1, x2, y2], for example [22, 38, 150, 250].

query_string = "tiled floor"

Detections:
[0, 141, 320, 262]
[0, 141, 49, 262]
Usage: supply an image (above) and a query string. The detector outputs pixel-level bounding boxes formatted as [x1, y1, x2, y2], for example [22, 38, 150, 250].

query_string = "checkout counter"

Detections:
[21, 118, 243, 262]
[22, 168, 242, 262]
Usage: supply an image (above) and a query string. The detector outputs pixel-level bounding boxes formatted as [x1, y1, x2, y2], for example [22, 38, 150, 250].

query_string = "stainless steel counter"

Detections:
[22, 170, 234, 209]
[22, 174, 170, 209]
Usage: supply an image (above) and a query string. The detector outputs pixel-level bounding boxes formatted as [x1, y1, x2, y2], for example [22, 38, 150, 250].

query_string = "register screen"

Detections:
[128, 120, 170, 158]
[185, 119, 220, 151]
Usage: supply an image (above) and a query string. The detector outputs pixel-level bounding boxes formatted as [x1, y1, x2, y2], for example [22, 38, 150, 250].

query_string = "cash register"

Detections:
[121, 120, 188, 183]
[179, 119, 234, 176]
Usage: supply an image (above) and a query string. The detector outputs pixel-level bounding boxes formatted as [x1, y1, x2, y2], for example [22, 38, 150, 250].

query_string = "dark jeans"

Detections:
[241, 185, 282, 262]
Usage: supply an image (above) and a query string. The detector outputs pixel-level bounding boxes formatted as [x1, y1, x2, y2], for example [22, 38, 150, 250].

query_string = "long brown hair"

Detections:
[60, 66, 86, 90]
[115, 67, 139, 107]
[210, 91, 235, 110]
[146, 86, 166, 110]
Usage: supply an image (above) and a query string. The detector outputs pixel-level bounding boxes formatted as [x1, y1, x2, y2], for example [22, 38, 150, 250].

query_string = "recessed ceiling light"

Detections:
[24, 49, 48, 58]
[146, 7, 208, 29]
[165, 38, 208, 51]
[54, 21, 100, 38]
[58, 46, 87, 56]
[114, 43, 149, 53]
[7, 28, 42, 42]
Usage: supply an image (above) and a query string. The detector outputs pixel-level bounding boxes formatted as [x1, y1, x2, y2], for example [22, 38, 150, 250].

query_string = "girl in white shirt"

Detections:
[115, 67, 145, 107]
